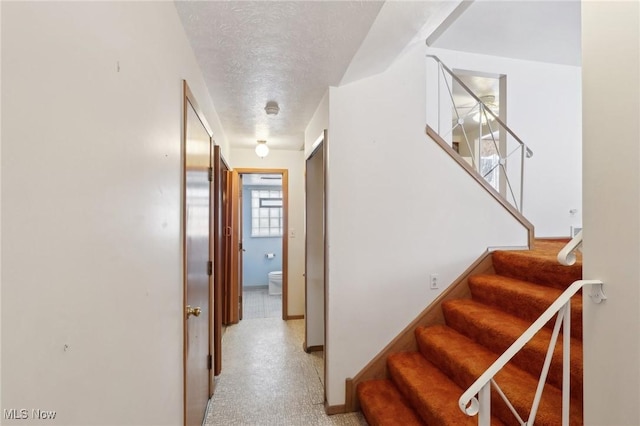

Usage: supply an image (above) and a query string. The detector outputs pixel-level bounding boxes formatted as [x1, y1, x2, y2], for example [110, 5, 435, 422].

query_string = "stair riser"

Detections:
[357, 380, 425, 426]
[468, 277, 583, 340]
[386, 353, 500, 426]
[492, 253, 581, 291]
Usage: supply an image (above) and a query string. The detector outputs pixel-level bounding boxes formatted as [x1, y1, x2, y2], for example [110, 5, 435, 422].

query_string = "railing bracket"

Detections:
[589, 283, 607, 304]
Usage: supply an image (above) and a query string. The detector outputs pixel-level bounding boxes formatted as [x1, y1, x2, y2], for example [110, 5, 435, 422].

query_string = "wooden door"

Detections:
[222, 170, 232, 325]
[183, 82, 213, 426]
[238, 175, 244, 320]
[212, 146, 229, 375]
[227, 170, 242, 324]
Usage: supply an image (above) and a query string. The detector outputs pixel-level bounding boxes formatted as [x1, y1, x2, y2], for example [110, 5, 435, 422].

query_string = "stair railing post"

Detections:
[520, 141, 525, 212]
[562, 300, 571, 426]
[477, 103, 483, 175]
[437, 62, 442, 136]
[479, 382, 491, 426]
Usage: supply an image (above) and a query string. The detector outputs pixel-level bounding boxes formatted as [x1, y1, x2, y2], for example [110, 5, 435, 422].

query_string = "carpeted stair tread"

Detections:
[387, 352, 506, 425]
[492, 249, 582, 291]
[468, 274, 583, 340]
[357, 242, 584, 425]
[415, 325, 583, 425]
[357, 379, 425, 426]
[442, 299, 583, 402]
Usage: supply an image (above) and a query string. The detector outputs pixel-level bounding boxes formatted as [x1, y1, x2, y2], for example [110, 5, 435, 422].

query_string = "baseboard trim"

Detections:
[325, 402, 346, 415]
[243, 285, 268, 290]
[487, 245, 529, 252]
[345, 378, 354, 413]
[304, 345, 323, 353]
[286, 314, 304, 320]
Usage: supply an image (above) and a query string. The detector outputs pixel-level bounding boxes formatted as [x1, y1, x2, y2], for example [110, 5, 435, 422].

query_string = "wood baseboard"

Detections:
[304, 344, 323, 353]
[345, 379, 354, 413]
[324, 402, 346, 415]
[286, 314, 304, 320]
[344, 250, 495, 412]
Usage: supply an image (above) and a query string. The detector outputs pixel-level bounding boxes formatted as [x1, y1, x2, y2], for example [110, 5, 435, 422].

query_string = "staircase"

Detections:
[357, 240, 583, 425]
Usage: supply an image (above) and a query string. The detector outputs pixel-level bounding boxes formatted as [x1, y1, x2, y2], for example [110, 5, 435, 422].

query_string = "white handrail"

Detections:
[557, 230, 583, 266]
[426, 55, 532, 157]
[425, 54, 532, 213]
[459, 279, 606, 419]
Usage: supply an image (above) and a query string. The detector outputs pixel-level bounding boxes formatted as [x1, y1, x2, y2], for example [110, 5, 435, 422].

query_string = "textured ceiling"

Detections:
[175, 1, 385, 151]
[175, 0, 580, 153]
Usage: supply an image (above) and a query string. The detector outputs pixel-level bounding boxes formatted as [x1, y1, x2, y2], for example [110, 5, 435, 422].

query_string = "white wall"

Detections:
[1, 2, 226, 425]
[582, 2, 640, 424]
[324, 43, 529, 406]
[0, 0, 4, 412]
[426, 47, 583, 238]
[229, 148, 306, 318]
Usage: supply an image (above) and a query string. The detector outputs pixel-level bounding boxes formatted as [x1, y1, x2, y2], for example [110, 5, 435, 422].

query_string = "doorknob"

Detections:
[186, 305, 202, 318]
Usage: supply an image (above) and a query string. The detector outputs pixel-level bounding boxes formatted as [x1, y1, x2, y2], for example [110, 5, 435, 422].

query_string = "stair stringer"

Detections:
[345, 250, 496, 412]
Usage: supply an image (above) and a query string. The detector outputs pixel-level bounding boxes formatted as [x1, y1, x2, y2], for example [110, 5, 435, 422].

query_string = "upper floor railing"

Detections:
[426, 55, 533, 213]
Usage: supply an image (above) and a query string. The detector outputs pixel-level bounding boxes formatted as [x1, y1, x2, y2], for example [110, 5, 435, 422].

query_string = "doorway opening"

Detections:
[241, 172, 284, 319]
[228, 168, 289, 323]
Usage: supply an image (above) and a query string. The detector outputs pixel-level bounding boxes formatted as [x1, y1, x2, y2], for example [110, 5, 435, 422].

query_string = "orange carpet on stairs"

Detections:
[357, 240, 584, 426]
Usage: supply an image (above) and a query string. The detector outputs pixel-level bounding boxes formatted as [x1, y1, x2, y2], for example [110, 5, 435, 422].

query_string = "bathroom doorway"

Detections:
[228, 169, 289, 322]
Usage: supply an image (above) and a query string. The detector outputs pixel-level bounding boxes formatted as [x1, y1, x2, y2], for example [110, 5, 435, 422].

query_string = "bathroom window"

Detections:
[251, 190, 283, 237]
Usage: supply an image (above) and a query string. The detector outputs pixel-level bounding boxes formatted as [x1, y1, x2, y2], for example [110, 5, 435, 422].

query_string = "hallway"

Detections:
[204, 318, 367, 425]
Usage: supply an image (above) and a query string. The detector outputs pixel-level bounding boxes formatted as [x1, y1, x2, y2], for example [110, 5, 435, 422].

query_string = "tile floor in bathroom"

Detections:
[242, 287, 282, 320]
[204, 313, 368, 425]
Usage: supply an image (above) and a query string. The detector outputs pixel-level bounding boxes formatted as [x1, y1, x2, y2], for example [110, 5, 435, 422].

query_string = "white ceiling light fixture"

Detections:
[472, 111, 495, 124]
[264, 101, 280, 116]
[472, 96, 499, 124]
[255, 140, 269, 158]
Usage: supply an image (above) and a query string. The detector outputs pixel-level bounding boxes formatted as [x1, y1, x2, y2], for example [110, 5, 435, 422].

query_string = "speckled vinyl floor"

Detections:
[204, 318, 368, 426]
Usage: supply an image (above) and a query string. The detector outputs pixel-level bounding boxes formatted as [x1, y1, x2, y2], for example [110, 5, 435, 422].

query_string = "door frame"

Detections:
[304, 130, 328, 401]
[212, 146, 229, 376]
[229, 168, 289, 321]
[182, 81, 214, 425]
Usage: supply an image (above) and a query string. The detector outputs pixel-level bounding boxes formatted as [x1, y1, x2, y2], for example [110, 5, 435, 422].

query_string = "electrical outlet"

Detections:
[430, 273, 439, 289]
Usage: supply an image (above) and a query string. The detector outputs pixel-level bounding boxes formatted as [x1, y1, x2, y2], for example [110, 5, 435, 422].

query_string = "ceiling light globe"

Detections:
[255, 141, 269, 158]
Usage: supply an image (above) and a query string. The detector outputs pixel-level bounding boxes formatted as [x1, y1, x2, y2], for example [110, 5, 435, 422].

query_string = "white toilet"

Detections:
[268, 271, 282, 295]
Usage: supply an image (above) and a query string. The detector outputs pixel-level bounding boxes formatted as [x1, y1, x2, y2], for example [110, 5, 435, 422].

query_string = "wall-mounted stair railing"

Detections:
[458, 232, 605, 426]
[426, 55, 533, 213]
